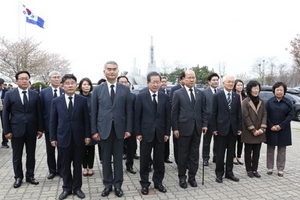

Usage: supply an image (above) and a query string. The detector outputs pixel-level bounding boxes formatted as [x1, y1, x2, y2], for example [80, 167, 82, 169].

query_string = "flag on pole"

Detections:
[19, 2, 45, 28]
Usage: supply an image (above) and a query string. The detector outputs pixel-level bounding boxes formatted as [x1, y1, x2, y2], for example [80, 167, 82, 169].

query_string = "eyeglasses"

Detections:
[149, 81, 161, 85]
[18, 78, 29, 81]
[64, 82, 77, 86]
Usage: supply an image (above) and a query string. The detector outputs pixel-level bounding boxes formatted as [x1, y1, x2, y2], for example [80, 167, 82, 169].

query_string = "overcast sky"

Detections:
[1, 0, 299, 83]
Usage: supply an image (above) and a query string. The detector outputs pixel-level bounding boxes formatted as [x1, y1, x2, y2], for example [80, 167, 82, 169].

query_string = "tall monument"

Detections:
[147, 36, 157, 73]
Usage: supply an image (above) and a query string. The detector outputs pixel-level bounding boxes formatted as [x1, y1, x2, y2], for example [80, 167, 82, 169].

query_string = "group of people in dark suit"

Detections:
[1, 65, 252, 199]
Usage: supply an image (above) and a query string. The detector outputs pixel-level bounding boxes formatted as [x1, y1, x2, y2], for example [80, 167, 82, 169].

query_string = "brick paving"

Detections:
[1, 121, 300, 200]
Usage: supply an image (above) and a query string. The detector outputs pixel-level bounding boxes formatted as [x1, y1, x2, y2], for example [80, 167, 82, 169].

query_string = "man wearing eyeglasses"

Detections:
[2, 71, 43, 189]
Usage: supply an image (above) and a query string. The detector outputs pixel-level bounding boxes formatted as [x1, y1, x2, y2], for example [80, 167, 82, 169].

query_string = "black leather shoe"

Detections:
[26, 177, 39, 185]
[13, 178, 22, 188]
[179, 180, 187, 189]
[247, 171, 254, 178]
[126, 167, 136, 174]
[165, 158, 173, 163]
[122, 154, 127, 160]
[74, 189, 85, 199]
[225, 175, 239, 182]
[133, 154, 140, 159]
[216, 177, 223, 183]
[203, 160, 209, 166]
[253, 172, 261, 178]
[154, 184, 167, 193]
[101, 187, 112, 197]
[188, 180, 198, 187]
[115, 188, 123, 197]
[141, 187, 148, 195]
[278, 173, 284, 177]
[47, 173, 56, 179]
[58, 191, 72, 200]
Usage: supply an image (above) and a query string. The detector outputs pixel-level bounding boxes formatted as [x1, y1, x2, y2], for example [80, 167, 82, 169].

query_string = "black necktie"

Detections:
[189, 88, 195, 106]
[54, 89, 57, 98]
[152, 94, 157, 113]
[22, 91, 28, 109]
[214, 89, 217, 94]
[110, 85, 115, 103]
[68, 96, 73, 117]
[227, 92, 232, 108]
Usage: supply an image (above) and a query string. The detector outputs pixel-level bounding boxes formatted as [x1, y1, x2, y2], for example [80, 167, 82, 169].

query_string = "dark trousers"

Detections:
[0, 112, 8, 144]
[11, 129, 36, 179]
[125, 134, 135, 168]
[97, 143, 102, 161]
[164, 139, 170, 161]
[173, 133, 178, 165]
[215, 128, 236, 178]
[234, 135, 243, 158]
[177, 129, 201, 181]
[202, 126, 217, 162]
[45, 131, 61, 174]
[58, 140, 84, 192]
[82, 145, 95, 168]
[101, 125, 124, 189]
[139, 134, 165, 188]
[244, 143, 262, 172]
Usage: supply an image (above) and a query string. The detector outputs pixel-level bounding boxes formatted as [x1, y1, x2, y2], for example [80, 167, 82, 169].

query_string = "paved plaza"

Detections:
[0, 121, 300, 200]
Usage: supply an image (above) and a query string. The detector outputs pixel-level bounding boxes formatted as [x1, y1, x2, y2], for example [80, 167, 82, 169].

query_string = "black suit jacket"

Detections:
[211, 90, 242, 136]
[50, 94, 91, 148]
[2, 89, 43, 137]
[135, 90, 171, 143]
[171, 87, 208, 136]
[169, 84, 182, 104]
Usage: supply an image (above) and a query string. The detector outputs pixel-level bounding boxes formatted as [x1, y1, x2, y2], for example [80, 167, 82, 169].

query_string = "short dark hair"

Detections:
[97, 78, 106, 85]
[117, 75, 129, 82]
[246, 80, 261, 95]
[147, 71, 161, 82]
[207, 73, 219, 81]
[0, 78, 4, 84]
[61, 74, 77, 84]
[179, 71, 185, 80]
[15, 71, 30, 80]
[78, 77, 93, 93]
[272, 81, 287, 94]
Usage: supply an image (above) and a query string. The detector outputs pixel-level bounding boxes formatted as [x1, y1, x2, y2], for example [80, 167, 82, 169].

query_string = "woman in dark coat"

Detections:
[265, 82, 293, 177]
[241, 80, 267, 178]
[79, 77, 96, 176]
[233, 79, 247, 165]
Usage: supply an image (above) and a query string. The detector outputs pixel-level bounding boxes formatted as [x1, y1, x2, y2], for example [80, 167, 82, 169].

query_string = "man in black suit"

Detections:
[50, 74, 91, 200]
[135, 71, 171, 195]
[0, 78, 9, 148]
[202, 73, 220, 166]
[169, 71, 185, 165]
[160, 76, 172, 164]
[172, 70, 208, 189]
[2, 71, 43, 188]
[211, 75, 242, 183]
[91, 61, 132, 198]
[40, 71, 64, 179]
[117, 75, 137, 175]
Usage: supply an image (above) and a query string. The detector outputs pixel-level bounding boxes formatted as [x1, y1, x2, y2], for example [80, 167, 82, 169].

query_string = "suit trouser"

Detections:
[177, 128, 201, 181]
[244, 143, 262, 172]
[58, 139, 84, 192]
[267, 145, 286, 171]
[202, 126, 217, 162]
[45, 131, 61, 174]
[0, 112, 8, 144]
[139, 134, 165, 188]
[101, 125, 124, 189]
[173, 133, 178, 165]
[11, 129, 36, 179]
[125, 134, 135, 168]
[215, 128, 236, 178]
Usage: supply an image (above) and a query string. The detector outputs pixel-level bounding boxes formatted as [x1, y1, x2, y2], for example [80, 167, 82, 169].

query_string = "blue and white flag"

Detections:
[19, 2, 44, 28]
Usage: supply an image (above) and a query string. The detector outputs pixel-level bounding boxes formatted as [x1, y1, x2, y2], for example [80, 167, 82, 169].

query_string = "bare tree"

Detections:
[0, 37, 70, 83]
[290, 34, 300, 71]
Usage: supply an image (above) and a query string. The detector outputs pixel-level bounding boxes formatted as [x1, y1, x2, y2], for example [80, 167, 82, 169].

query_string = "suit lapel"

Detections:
[182, 88, 194, 109]
[113, 83, 121, 107]
[221, 91, 230, 111]
[146, 91, 156, 115]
